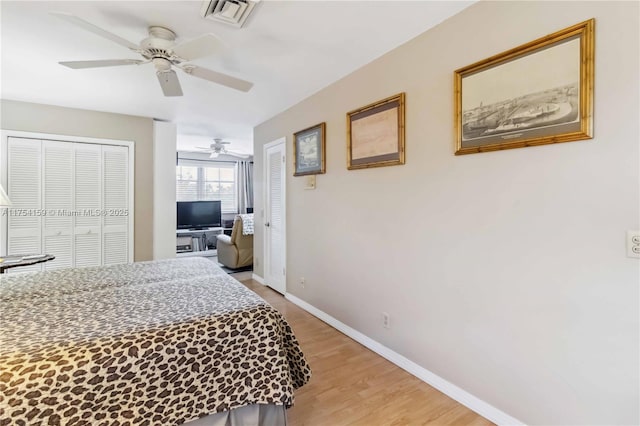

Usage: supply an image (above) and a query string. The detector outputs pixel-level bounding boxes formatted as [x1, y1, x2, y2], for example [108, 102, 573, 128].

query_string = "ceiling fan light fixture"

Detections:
[152, 57, 172, 72]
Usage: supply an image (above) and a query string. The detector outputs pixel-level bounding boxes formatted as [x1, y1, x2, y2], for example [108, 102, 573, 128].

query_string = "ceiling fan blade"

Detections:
[172, 34, 223, 61]
[157, 70, 183, 97]
[195, 146, 213, 150]
[59, 59, 146, 69]
[51, 12, 140, 52]
[181, 65, 253, 92]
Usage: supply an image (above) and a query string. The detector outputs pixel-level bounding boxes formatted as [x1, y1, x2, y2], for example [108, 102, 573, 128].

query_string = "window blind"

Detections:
[176, 160, 237, 213]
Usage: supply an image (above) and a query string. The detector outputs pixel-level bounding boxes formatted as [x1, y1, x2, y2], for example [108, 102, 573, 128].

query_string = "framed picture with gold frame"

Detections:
[293, 122, 326, 176]
[454, 19, 594, 155]
[347, 93, 405, 170]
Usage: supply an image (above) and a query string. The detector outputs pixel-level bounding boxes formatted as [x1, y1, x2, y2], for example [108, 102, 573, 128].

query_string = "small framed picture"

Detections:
[454, 19, 594, 155]
[293, 122, 326, 176]
[347, 93, 405, 170]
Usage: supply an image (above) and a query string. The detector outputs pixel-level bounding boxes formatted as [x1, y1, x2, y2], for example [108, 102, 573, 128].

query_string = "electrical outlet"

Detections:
[381, 312, 390, 329]
[627, 231, 640, 258]
[300, 277, 305, 288]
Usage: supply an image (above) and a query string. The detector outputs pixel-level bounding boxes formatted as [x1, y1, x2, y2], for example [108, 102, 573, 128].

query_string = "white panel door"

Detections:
[102, 145, 129, 265]
[42, 140, 74, 270]
[74, 143, 102, 267]
[7, 137, 42, 273]
[264, 139, 286, 294]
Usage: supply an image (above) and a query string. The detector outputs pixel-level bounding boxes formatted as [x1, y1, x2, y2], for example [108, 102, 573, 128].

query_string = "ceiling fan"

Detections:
[52, 12, 253, 96]
[196, 139, 251, 158]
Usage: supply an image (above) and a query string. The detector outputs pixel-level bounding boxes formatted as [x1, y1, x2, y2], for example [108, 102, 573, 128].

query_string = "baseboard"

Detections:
[251, 273, 265, 285]
[284, 293, 524, 426]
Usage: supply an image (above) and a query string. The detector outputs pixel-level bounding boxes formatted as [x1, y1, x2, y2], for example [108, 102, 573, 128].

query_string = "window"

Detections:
[176, 166, 198, 201]
[176, 162, 237, 213]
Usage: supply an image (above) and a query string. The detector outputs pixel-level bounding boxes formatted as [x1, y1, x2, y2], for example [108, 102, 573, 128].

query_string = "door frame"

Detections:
[262, 137, 286, 294]
[0, 129, 134, 261]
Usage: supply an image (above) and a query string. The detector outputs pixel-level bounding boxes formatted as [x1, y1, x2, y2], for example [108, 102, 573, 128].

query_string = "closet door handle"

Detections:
[265, 222, 270, 227]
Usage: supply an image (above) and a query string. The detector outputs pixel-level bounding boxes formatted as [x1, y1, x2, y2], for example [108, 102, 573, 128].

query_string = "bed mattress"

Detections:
[0, 258, 311, 426]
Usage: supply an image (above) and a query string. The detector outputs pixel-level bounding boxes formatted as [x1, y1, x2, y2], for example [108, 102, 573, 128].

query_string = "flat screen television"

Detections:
[177, 200, 222, 229]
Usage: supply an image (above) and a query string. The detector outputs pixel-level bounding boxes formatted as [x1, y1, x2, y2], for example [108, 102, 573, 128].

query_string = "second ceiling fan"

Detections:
[53, 12, 253, 96]
[196, 139, 250, 158]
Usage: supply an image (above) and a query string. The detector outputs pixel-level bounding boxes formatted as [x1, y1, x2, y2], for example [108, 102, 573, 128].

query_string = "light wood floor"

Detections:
[240, 279, 494, 426]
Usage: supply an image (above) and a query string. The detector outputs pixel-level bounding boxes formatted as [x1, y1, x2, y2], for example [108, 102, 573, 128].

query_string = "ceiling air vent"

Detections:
[199, 0, 259, 28]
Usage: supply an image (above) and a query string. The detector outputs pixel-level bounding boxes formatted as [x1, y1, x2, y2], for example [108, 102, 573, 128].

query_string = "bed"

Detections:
[0, 257, 311, 425]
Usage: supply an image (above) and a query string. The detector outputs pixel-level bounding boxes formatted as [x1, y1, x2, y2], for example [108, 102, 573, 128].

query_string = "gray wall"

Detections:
[254, 1, 639, 424]
[1, 99, 155, 261]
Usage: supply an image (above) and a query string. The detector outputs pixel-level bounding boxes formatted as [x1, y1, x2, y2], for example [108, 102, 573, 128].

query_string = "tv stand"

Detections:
[176, 227, 223, 258]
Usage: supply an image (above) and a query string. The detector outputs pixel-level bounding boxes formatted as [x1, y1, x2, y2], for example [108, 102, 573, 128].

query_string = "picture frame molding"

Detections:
[293, 122, 326, 176]
[347, 92, 406, 170]
[454, 19, 595, 155]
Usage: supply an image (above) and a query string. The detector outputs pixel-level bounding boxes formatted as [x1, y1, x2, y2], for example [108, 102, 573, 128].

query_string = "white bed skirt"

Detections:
[184, 404, 287, 426]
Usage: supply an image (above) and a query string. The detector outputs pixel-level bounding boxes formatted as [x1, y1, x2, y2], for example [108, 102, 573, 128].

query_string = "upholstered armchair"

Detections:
[216, 214, 253, 269]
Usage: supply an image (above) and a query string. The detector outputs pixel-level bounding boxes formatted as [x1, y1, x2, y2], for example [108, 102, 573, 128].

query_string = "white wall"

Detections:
[153, 120, 177, 260]
[254, 1, 639, 424]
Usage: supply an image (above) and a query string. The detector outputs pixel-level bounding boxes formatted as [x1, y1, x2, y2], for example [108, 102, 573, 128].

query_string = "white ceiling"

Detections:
[1, 1, 473, 153]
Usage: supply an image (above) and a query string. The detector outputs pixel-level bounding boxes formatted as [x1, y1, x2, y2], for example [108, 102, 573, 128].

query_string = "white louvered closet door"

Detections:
[5, 137, 131, 272]
[7, 138, 42, 272]
[264, 141, 286, 294]
[74, 143, 102, 267]
[102, 145, 129, 266]
[42, 141, 74, 270]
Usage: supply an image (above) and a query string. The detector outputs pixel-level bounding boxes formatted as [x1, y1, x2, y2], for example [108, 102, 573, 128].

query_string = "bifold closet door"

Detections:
[74, 143, 102, 267]
[6, 138, 130, 271]
[7, 137, 42, 272]
[102, 145, 129, 265]
[42, 141, 74, 270]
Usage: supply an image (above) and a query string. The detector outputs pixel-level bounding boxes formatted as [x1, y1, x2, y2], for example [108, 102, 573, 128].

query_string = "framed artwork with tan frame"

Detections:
[454, 19, 594, 155]
[347, 93, 405, 170]
[293, 122, 326, 176]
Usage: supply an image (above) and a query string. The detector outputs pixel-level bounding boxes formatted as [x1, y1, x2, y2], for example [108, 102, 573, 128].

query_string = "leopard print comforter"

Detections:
[0, 258, 311, 426]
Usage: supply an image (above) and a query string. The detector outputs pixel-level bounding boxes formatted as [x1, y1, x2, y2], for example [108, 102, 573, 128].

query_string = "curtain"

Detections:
[237, 161, 254, 214]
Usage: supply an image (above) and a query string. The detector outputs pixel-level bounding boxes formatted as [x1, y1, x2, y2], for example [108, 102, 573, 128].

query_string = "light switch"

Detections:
[304, 175, 316, 190]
